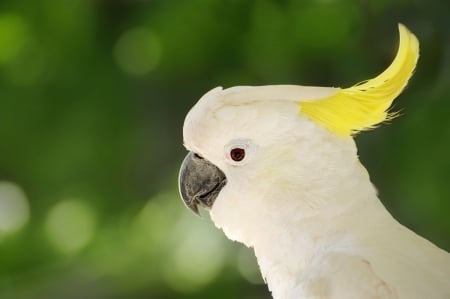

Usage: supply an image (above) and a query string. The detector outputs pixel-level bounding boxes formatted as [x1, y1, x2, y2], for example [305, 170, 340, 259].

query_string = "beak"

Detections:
[178, 151, 227, 215]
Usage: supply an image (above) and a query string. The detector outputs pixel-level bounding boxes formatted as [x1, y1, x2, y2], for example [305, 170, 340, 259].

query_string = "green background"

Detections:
[0, 0, 449, 298]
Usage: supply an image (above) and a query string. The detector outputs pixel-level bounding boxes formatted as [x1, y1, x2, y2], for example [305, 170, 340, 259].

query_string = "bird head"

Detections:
[179, 24, 419, 246]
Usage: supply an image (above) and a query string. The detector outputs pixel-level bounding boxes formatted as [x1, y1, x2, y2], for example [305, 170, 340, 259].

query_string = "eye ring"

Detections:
[230, 148, 245, 162]
[225, 138, 256, 166]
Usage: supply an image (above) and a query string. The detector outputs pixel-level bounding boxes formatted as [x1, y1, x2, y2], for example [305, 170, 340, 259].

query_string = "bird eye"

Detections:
[225, 139, 256, 166]
[230, 148, 245, 162]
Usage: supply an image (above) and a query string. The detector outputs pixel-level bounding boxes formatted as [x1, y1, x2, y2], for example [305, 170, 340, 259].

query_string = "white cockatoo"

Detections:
[178, 24, 450, 299]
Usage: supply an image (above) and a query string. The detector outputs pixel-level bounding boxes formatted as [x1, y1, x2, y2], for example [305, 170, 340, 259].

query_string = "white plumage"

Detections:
[179, 25, 450, 299]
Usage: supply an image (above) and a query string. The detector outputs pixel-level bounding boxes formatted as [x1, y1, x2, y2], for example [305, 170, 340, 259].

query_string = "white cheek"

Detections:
[209, 183, 262, 248]
[209, 186, 233, 226]
[209, 186, 247, 244]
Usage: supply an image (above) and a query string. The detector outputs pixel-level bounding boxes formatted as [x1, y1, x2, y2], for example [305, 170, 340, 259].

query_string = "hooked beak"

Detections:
[178, 151, 227, 215]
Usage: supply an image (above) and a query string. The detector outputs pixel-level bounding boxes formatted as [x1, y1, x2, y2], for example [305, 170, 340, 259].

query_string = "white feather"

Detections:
[183, 85, 450, 299]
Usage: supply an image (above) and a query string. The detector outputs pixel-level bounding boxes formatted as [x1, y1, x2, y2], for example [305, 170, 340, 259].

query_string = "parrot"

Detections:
[178, 24, 450, 299]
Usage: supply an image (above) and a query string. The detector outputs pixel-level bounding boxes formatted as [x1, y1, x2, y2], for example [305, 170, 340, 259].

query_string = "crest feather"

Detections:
[299, 24, 419, 136]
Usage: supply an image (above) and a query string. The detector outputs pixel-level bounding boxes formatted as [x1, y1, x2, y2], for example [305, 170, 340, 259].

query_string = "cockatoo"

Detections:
[178, 24, 450, 299]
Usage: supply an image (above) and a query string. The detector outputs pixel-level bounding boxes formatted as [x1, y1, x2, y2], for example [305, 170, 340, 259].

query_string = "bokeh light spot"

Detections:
[163, 214, 228, 293]
[0, 13, 29, 65]
[45, 199, 96, 255]
[128, 193, 174, 254]
[114, 27, 162, 75]
[0, 181, 30, 235]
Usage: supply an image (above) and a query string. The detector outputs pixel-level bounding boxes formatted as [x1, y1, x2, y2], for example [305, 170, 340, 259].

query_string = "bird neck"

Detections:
[251, 162, 392, 297]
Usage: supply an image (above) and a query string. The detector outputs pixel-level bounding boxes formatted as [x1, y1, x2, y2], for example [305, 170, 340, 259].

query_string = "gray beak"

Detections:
[178, 151, 227, 215]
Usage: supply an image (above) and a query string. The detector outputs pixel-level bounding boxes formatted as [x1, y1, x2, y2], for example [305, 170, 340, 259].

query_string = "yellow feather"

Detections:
[299, 24, 419, 136]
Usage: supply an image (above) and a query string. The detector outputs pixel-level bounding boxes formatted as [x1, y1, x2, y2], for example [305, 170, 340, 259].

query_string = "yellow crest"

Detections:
[299, 24, 419, 136]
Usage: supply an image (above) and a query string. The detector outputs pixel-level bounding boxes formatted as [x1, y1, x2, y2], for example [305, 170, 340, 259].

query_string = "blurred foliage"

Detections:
[0, 0, 449, 298]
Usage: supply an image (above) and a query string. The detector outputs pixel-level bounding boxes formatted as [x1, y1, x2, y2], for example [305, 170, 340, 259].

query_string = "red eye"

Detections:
[230, 148, 245, 162]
